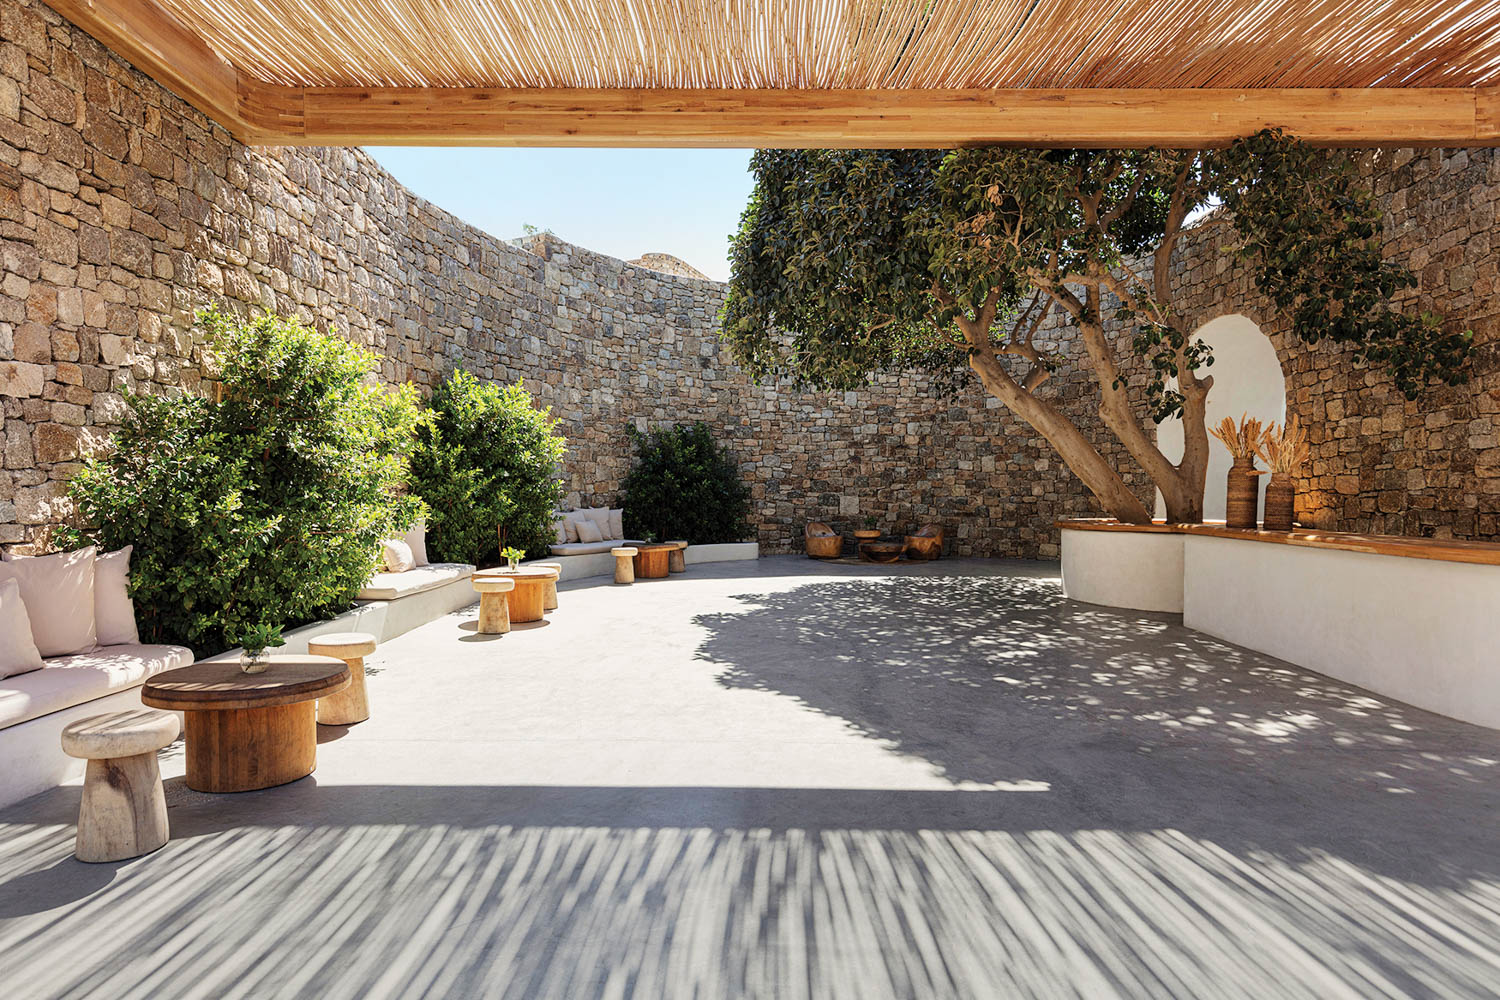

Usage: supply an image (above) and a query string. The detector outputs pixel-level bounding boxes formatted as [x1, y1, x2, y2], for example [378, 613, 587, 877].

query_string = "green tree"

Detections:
[64, 308, 423, 653]
[621, 422, 752, 544]
[410, 370, 566, 564]
[723, 132, 1471, 523]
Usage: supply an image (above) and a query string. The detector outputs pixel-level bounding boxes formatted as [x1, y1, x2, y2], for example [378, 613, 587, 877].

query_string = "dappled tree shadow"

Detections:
[695, 572, 1500, 883]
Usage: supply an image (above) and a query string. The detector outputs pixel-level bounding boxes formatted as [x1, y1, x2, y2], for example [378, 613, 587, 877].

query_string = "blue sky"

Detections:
[365, 148, 755, 282]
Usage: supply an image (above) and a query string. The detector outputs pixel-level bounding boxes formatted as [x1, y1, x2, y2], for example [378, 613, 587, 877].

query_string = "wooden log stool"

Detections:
[473, 575, 515, 633]
[612, 547, 638, 584]
[532, 562, 563, 610]
[60, 709, 179, 862]
[308, 632, 377, 725]
[666, 541, 688, 573]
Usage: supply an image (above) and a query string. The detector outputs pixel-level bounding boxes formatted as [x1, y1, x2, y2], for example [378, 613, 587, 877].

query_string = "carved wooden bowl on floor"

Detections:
[860, 541, 905, 564]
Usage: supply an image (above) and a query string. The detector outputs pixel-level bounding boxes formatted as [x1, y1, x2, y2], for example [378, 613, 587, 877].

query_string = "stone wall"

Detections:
[1166, 148, 1500, 538]
[2, 0, 1497, 560]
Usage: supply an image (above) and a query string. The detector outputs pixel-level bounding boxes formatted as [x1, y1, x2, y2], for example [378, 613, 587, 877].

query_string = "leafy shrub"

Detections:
[409, 370, 566, 565]
[621, 422, 752, 544]
[63, 308, 423, 654]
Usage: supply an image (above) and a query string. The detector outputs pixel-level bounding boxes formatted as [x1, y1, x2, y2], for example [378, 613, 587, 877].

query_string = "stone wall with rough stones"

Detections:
[3, 0, 1498, 561]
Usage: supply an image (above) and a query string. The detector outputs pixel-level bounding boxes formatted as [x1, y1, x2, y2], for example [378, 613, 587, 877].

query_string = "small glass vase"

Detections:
[239, 648, 270, 674]
[507, 557, 520, 571]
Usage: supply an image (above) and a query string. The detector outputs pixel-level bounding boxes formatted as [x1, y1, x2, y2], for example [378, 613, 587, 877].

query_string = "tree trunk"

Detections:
[963, 328, 1153, 524]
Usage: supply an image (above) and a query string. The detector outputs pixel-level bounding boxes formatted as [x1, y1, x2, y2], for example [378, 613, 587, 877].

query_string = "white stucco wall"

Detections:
[1155, 315, 1285, 520]
[1059, 528, 1185, 613]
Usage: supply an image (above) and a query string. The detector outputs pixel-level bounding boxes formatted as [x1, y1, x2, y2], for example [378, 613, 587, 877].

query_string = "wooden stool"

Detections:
[532, 562, 562, 610]
[308, 632, 377, 725]
[612, 547, 638, 584]
[61, 709, 179, 862]
[473, 576, 515, 633]
[666, 541, 688, 573]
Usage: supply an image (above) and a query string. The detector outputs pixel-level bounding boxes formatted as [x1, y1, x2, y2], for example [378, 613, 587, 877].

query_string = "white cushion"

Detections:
[403, 518, 429, 567]
[0, 642, 193, 731]
[381, 538, 415, 573]
[0, 578, 44, 679]
[553, 516, 568, 546]
[562, 511, 586, 543]
[609, 508, 624, 539]
[94, 545, 140, 646]
[549, 539, 648, 557]
[357, 562, 475, 601]
[581, 507, 611, 536]
[0, 547, 97, 658]
[575, 519, 604, 544]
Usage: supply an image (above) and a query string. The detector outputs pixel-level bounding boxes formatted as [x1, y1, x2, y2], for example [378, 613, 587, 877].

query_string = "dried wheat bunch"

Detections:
[1256, 415, 1311, 475]
[1209, 413, 1265, 463]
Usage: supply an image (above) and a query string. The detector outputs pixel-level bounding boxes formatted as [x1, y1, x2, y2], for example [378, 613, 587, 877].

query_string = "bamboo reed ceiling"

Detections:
[152, 0, 1500, 91]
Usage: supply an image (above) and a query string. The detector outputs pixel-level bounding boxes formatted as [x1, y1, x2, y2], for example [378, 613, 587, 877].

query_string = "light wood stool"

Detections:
[612, 547, 638, 584]
[532, 562, 562, 610]
[666, 541, 688, 573]
[309, 632, 377, 725]
[473, 576, 515, 633]
[61, 709, 179, 862]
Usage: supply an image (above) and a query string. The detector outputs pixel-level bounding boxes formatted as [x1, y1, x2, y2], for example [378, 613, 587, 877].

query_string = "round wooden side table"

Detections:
[61, 709, 179, 861]
[633, 543, 675, 579]
[476, 566, 559, 623]
[308, 632, 377, 725]
[612, 547, 638, 584]
[142, 656, 350, 793]
[472, 575, 515, 633]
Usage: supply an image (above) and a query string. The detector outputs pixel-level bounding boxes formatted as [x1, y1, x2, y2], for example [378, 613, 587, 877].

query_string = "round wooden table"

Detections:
[475, 565, 559, 622]
[633, 543, 675, 579]
[142, 656, 350, 793]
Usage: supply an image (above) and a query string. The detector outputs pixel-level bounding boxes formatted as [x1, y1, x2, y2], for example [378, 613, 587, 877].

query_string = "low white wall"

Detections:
[1183, 535, 1500, 730]
[1060, 528, 1184, 613]
[0, 686, 155, 810]
[684, 542, 760, 565]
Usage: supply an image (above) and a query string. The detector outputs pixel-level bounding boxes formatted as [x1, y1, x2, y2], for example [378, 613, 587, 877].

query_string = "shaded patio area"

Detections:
[2, 557, 1498, 998]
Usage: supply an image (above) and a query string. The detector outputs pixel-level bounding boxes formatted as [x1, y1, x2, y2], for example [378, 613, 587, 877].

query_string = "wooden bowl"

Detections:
[860, 541, 904, 563]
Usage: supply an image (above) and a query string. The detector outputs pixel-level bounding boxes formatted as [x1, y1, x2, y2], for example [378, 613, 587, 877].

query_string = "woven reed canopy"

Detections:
[53, 0, 1500, 147]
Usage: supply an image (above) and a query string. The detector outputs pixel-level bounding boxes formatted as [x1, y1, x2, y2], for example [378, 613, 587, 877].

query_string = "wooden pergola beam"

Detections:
[52, 0, 1500, 148]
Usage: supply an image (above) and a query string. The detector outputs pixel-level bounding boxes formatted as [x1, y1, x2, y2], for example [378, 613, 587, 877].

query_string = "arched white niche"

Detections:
[1155, 314, 1286, 521]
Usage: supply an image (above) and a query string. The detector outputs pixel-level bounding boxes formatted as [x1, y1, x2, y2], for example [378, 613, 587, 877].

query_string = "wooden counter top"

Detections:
[1056, 518, 1500, 567]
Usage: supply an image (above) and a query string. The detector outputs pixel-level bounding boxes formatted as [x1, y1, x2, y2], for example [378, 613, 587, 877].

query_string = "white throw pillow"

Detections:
[582, 507, 611, 538]
[0, 578, 45, 678]
[94, 545, 140, 646]
[609, 508, 624, 539]
[575, 519, 604, 544]
[553, 516, 568, 546]
[403, 518, 429, 567]
[0, 546, 97, 657]
[562, 512, 584, 543]
[381, 538, 415, 573]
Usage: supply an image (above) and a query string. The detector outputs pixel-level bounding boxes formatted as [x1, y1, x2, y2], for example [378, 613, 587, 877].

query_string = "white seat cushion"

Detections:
[356, 562, 474, 601]
[0, 643, 193, 731]
[549, 539, 647, 557]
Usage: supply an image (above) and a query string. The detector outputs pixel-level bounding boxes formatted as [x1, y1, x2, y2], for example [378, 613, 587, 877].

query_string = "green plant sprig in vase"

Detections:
[238, 623, 284, 675]
[501, 546, 526, 571]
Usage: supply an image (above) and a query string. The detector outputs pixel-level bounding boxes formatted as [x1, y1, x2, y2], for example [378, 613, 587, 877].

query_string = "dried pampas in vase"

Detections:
[1210, 414, 1266, 530]
[1256, 416, 1311, 532]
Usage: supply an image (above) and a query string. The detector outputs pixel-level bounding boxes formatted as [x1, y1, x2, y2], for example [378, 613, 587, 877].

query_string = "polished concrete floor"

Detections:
[2, 556, 1498, 999]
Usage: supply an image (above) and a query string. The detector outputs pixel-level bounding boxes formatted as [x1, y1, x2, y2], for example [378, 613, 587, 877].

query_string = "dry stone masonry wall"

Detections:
[2, 0, 1498, 557]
